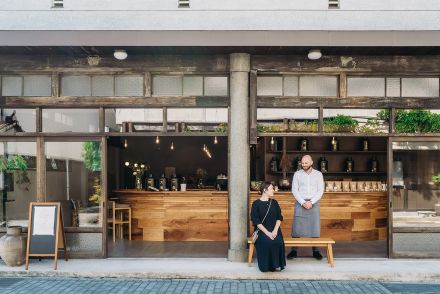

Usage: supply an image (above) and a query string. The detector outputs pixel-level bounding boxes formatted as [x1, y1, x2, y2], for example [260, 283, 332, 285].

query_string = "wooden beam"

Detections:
[389, 108, 396, 134]
[36, 107, 42, 132]
[99, 107, 105, 133]
[256, 97, 440, 109]
[1, 96, 229, 108]
[249, 70, 257, 145]
[36, 136, 46, 202]
[101, 136, 108, 258]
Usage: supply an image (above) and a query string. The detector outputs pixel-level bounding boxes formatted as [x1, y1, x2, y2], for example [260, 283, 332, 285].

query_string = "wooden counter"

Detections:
[114, 190, 387, 242]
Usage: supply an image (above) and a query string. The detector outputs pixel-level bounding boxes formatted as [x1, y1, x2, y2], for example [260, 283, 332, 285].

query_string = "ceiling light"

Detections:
[171, 142, 174, 150]
[214, 136, 218, 144]
[114, 49, 128, 60]
[307, 49, 322, 60]
[155, 136, 160, 144]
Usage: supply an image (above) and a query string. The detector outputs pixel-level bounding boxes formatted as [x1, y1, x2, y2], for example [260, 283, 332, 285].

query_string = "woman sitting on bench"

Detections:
[250, 182, 286, 272]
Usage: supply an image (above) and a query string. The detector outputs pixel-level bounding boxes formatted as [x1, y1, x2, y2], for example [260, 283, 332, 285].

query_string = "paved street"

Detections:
[1, 277, 440, 294]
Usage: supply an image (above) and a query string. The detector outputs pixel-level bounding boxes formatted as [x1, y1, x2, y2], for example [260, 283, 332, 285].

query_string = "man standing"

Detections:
[287, 154, 324, 260]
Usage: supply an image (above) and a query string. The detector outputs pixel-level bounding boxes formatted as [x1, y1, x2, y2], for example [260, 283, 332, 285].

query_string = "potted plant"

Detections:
[323, 115, 358, 133]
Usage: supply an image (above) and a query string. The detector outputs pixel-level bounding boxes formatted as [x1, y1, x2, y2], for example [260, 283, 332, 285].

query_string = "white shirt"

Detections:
[291, 168, 324, 205]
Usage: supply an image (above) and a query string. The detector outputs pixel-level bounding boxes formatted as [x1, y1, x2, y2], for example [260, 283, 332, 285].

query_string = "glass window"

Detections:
[2, 76, 22, 96]
[92, 75, 114, 96]
[167, 108, 228, 132]
[204, 77, 228, 96]
[0, 141, 37, 228]
[347, 77, 385, 97]
[401, 78, 439, 97]
[183, 76, 203, 96]
[106, 108, 164, 132]
[61, 75, 92, 96]
[299, 76, 338, 97]
[283, 76, 299, 96]
[115, 75, 143, 96]
[386, 77, 401, 97]
[42, 109, 100, 133]
[45, 141, 102, 228]
[1, 108, 36, 132]
[323, 109, 389, 133]
[257, 77, 282, 96]
[153, 76, 182, 96]
[23, 75, 51, 96]
[257, 108, 319, 133]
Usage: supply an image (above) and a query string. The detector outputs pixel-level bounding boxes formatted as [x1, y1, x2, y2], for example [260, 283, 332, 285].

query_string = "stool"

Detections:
[108, 201, 132, 242]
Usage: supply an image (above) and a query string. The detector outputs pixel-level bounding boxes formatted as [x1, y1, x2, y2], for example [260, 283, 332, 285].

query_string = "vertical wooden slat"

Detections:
[36, 136, 46, 202]
[99, 107, 105, 133]
[101, 136, 108, 258]
[36, 107, 42, 132]
[318, 106, 324, 133]
[144, 72, 152, 97]
[51, 72, 60, 97]
[387, 136, 393, 258]
[162, 107, 167, 132]
[339, 72, 347, 98]
[389, 108, 396, 134]
[249, 70, 257, 144]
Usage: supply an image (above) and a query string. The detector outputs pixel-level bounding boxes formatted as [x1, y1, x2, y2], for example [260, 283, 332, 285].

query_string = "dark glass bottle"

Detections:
[270, 157, 279, 172]
[159, 173, 166, 191]
[371, 156, 378, 172]
[300, 138, 308, 151]
[171, 174, 178, 191]
[319, 157, 328, 173]
[345, 157, 354, 172]
[146, 173, 155, 190]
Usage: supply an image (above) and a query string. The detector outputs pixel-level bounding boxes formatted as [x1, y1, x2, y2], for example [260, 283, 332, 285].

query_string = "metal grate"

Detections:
[329, 0, 339, 9]
[52, 0, 64, 8]
[0, 278, 24, 288]
[178, 0, 190, 8]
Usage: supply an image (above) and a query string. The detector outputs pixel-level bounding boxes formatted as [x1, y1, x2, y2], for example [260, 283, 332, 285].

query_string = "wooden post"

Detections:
[101, 136, 108, 257]
[36, 137, 45, 202]
[249, 70, 257, 145]
[318, 106, 324, 133]
[162, 107, 167, 132]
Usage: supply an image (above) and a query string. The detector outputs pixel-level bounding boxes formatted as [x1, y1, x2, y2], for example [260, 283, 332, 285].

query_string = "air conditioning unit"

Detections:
[329, 0, 339, 9]
[178, 0, 190, 8]
[52, 0, 63, 8]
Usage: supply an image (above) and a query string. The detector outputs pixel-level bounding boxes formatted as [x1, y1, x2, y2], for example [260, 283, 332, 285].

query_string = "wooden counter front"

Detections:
[114, 190, 387, 242]
[114, 190, 228, 241]
[250, 192, 388, 241]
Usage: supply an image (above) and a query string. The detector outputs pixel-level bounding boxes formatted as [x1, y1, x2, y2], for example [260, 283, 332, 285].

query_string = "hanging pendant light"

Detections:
[270, 137, 275, 145]
[155, 136, 160, 144]
[171, 142, 174, 150]
[124, 139, 128, 148]
[214, 136, 218, 144]
[203, 144, 207, 151]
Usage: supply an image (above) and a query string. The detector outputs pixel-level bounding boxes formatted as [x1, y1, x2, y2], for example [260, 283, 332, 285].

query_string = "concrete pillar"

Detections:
[228, 53, 250, 262]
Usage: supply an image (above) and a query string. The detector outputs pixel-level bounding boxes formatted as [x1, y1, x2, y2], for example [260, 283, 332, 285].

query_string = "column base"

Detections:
[227, 249, 248, 262]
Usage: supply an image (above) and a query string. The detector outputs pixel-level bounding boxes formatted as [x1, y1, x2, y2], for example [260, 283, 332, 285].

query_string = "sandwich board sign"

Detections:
[25, 202, 68, 270]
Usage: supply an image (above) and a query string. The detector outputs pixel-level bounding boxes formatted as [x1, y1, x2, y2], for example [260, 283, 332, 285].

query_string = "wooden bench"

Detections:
[248, 237, 335, 267]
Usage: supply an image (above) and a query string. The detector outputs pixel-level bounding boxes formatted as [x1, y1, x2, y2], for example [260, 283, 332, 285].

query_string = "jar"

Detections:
[0, 226, 27, 267]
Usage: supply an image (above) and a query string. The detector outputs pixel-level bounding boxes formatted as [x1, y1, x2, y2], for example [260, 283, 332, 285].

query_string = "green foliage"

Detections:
[433, 173, 440, 184]
[82, 142, 102, 172]
[88, 177, 102, 203]
[214, 123, 228, 133]
[427, 113, 440, 133]
[394, 109, 435, 133]
[324, 114, 359, 126]
[0, 154, 31, 191]
[256, 124, 284, 133]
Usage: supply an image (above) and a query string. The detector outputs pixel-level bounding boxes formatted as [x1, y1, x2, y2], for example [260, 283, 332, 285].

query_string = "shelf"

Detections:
[266, 150, 386, 154]
[270, 171, 386, 175]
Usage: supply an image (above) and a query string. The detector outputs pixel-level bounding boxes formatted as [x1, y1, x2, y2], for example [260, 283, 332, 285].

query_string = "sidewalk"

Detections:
[1, 258, 440, 282]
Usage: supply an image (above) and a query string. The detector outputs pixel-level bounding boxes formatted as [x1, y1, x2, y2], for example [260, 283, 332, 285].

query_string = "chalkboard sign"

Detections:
[25, 202, 68, 270]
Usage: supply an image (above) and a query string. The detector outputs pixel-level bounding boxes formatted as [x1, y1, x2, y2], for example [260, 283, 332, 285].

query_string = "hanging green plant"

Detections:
[82, 142, 101, 172]
[0, 154, 31, 191]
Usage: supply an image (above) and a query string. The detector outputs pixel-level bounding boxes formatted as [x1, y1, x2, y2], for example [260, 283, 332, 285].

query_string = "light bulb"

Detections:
[171, 142, 174, 150]
[214, 136, 218, 144]
[155, 136, 160, 144]
[203, 144, 206, 151]
[270, 137, 274, 145]
[124, 161, 130, 166]
[124, 139, 128, 148]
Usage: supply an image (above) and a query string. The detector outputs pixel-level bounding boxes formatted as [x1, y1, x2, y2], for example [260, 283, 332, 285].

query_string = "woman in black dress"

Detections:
[251, 182, 286, 272]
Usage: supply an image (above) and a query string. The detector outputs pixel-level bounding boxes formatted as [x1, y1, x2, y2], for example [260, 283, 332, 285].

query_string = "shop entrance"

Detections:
[106, 136, 229, 258]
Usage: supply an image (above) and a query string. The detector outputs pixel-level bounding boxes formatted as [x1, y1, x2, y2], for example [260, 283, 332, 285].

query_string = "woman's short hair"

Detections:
[259, 181, 272, 195]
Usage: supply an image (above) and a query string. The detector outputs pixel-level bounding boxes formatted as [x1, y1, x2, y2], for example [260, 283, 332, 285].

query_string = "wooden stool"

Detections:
[248, 237, 335, 267]
[108, 201, 132, 242]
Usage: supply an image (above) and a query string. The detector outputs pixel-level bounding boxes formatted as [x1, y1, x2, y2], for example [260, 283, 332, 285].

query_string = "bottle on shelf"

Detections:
[295, 156, 302, 171]
[345, 157, 354, 172]
[362, 138, 369, 151]
[270, 156, 279, 172]
[300, 138, 308, 151]
[319, 157, 328, 173]
[171, 174, 179, 191]
[330, 137, 338, 151]
[159, 173, 166, 191]
[146, 173, 155, 190]
[370, 156, 378, 172]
